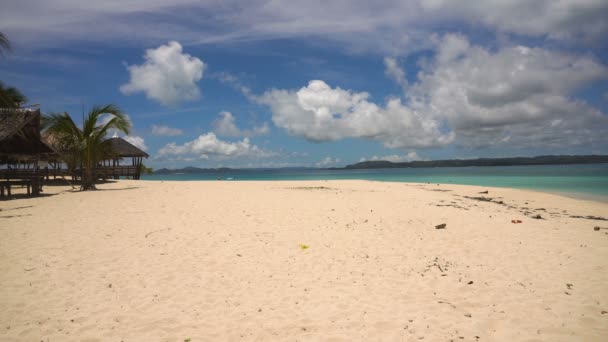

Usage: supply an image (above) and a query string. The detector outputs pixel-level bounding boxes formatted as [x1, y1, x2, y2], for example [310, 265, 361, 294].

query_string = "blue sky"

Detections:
[1, 1, 608, 168]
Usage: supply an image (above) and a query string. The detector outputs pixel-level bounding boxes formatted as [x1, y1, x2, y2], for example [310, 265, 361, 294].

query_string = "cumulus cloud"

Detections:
[151, 124, 183, 136]
[260, 34, 608, 150]
[123, 135, 148, 151]
[408, 34, 608, 147]
[120, 41, 206, 105]
[360, 152, 422, 163]
[212, 111, 270, 138]
[158, 132, 274, 159]
[258, 34, 608, 149]
[315, 156, 341, 168]
[258, 80, 453, 149]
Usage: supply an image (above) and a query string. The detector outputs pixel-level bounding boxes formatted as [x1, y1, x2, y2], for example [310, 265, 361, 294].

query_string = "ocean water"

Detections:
[142, 164, 608, 201]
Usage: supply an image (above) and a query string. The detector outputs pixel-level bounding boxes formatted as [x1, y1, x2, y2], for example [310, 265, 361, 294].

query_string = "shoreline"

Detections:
[2, 180, 607, 341]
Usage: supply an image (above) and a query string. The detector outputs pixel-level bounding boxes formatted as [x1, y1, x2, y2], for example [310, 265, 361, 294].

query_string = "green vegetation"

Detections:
[43, 104, 131, 190]
[139, 163, 154, 175]
[0, 82, 27, 109]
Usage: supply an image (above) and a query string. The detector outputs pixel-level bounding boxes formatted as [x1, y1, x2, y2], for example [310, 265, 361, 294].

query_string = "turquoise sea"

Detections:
[143, 164, 608, 201]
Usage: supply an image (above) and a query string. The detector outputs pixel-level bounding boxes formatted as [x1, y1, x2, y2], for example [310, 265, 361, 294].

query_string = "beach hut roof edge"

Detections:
[0, 108, 53, 157]
[104, 136, 149, 158]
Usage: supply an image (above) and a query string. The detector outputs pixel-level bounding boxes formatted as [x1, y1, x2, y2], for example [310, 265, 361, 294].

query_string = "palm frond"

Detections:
[97, 115, 131, 139]
[42, 104, 132, 190]
[83, 104, 130, 136]
[43, 112, 83, 154]
[0, 82, 27, 108]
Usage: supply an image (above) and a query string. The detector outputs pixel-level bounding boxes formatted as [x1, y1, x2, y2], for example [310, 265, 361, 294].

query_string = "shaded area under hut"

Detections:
[97, 136, 149, 180]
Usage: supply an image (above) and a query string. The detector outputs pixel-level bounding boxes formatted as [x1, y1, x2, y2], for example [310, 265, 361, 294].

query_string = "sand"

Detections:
[1, 180, 607, 341]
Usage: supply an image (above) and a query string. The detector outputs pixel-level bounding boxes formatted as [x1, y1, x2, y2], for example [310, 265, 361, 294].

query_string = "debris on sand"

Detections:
[531, 214, 544, 220]
[511, 220, 523, 224]
[570, 215, 608, 221]
[435, 223, 447, 229]
[479, 190, 489, 194]
[465, 196, 505, 206]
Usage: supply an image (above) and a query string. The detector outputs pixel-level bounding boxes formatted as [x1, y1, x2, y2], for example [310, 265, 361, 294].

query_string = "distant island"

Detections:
[154, 155, 608, 174]
[339, 155, 608, 170]
[154, 166, 315, 174]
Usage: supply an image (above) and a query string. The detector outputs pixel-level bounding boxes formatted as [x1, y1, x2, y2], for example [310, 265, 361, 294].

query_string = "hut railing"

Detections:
[95, 165, 141, 179]
[0, 168, 44, 197]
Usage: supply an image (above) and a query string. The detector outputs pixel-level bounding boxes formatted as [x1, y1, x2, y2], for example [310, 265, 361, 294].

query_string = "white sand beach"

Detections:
[1, 180, 607, 341]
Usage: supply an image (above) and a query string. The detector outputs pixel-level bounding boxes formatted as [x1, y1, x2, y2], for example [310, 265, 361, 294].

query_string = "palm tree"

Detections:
[0, 82, 27, 108]
[44, 104, 131, 190]
[0, 33, 27, 109]
[0, 32, 11, 56]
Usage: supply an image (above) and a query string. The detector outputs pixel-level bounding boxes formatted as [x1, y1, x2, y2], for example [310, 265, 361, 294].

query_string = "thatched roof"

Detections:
[40, 131, 65, 160]
[0, 108, 53, 157]
[104, 137, 149, 158]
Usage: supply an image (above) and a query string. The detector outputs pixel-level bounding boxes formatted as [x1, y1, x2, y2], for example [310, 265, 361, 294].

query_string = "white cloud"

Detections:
[315, 156, 341, 168]
[123, 135, 148, 151]
[120, 41, 206, 105]
[259, 34, 608, 150]
[212, 111, 270, 138]
[408, 34, 608, 147]
[360, 152, 422, 163]
[212, 111, 240, 137]
[420, 0, 608, 43]
[384, 57, 407, 89]
[4, 1, 606, 55]
[151, 124, 183, 136]
[258, 80, 453, 149]
[158, 132, 274, 159]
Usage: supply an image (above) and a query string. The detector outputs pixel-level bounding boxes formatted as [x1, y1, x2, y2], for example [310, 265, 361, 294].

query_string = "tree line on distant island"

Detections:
[154, 155, 608, 174]
[339, 155, 608, 170]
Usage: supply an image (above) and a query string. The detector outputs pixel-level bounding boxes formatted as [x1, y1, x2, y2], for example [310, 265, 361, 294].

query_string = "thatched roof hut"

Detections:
[0, 108, 53, 162]
[99, 137, 149, 180]
[103, 136, 149, 158]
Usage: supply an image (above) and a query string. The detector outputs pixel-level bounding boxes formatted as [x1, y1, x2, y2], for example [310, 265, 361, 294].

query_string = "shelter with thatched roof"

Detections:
[0, 107, 52, 162]
[97, 136, 149, 180]
[0, 107, 51, 196]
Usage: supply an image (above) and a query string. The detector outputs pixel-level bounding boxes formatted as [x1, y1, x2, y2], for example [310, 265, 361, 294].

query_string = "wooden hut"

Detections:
[97, 137, 149, 180]
[0, 107, 52, 196]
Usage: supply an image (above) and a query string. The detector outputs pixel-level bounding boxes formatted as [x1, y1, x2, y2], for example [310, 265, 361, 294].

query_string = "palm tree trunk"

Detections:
[82, 161, 96, 190]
